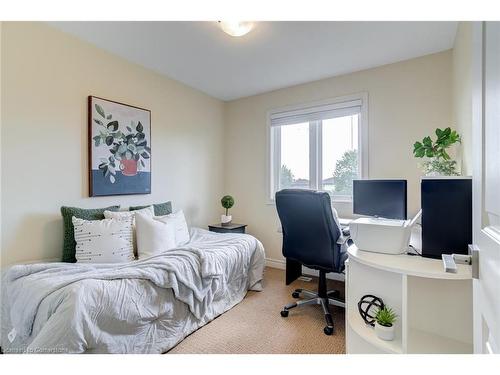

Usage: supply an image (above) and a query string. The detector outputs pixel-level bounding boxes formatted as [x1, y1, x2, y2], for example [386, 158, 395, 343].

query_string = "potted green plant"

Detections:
[92, 104, 151, 183]
[413, 127, 461, 176]
[220, 195, 235, 225]
[374, 306, 398, 341]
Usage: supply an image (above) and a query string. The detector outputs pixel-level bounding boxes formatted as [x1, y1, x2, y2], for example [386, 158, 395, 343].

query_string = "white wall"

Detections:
[1, 22, 225, 265]
[452, 22, 473, 176]
[1, 23, 458, 268]
[224, 51, 453, 264]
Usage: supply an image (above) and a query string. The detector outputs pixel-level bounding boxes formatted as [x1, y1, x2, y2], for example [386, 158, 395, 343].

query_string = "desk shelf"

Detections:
[345, 248, 473, 354]
[347, 310, 403, 354]
[347, 246, 471, 280]
[407, 328, 472, 354]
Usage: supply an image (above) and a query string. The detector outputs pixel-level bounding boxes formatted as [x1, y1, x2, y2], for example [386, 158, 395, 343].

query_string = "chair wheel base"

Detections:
[292, 291, 300, 298]
[280, 310, 289, 317]
[328, 290, 341, 299]
[324, 326, 334, 335]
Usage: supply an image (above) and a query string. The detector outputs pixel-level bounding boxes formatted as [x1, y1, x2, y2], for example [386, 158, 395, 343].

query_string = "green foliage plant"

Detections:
[413, 127, 461, 176]
[221, 195, 235, 216]
[375, 306, 398, 327]
[280, 165, 295, 189]
[333, 150, 358, 195]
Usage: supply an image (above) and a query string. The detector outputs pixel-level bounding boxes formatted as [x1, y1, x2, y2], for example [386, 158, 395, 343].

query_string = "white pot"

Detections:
[221, 214, 232, 225]
[374, 322, 395, 341]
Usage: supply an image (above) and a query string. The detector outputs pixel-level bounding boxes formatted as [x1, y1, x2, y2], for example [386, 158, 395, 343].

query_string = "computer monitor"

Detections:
[353, 179, 407, 220]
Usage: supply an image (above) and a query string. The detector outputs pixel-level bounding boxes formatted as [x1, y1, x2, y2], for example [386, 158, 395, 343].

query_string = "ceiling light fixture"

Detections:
[218, 21, 254, 37]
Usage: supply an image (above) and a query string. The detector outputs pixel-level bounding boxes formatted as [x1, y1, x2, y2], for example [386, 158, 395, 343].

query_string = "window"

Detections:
[269, 94, 367, 202]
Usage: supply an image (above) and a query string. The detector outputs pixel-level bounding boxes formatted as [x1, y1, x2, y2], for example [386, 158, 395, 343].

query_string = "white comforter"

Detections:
[0, 228, 265, 353]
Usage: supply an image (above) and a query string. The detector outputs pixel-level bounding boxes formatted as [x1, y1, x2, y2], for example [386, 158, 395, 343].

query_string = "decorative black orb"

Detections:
[357, 295, 385, 326]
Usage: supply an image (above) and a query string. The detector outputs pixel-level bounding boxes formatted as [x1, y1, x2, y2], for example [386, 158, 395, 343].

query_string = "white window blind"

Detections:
[269, 99, 362, 127]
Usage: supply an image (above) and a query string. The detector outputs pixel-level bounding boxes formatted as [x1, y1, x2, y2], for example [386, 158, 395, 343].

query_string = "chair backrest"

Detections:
[275, 189, 342, 272]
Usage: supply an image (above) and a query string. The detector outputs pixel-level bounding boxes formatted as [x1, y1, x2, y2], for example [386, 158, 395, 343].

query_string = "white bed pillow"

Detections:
[135, 213, 177, 259]
[156, 210, 190, 246]
[72, 217, 135, 263]
[104, 205, 154, 257]
[103, 205, 154, 221]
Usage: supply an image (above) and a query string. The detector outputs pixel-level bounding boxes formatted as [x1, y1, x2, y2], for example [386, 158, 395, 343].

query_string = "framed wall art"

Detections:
[88, 96, 151, 196]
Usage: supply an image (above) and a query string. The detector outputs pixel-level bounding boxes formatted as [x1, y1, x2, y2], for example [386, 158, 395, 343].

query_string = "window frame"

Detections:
[267, 92, 369, 204]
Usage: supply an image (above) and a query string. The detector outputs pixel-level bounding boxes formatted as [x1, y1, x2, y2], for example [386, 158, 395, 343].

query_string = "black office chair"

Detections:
[275, 189, 347, 335]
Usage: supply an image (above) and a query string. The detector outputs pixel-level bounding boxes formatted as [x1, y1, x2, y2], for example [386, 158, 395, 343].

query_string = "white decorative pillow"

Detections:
[104, 206, 154, 257]
[72, 217, 134, 263]
[135, 213, 177, 259]
[156, 210, 190, 246]
[103, 205, 154, 222]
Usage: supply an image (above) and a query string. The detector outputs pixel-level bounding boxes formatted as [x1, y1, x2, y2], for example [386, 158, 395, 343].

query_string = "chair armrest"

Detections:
[336, 233, 350, 245]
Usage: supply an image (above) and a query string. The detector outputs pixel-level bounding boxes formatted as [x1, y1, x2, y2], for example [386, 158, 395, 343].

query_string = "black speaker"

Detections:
[421, 178, 472, 259]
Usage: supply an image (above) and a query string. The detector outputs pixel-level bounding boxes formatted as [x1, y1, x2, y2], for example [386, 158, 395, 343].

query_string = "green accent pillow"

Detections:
[60, 205, 120, 263]
[130, 201, 172, 216]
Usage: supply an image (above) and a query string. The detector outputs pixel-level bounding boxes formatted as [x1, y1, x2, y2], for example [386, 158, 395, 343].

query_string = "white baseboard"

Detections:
[265, 257, 345, 282]
[265, 257, 285, 270]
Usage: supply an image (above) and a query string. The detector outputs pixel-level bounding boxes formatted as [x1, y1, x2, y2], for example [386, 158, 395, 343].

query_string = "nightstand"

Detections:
[208, 223, 247, 234]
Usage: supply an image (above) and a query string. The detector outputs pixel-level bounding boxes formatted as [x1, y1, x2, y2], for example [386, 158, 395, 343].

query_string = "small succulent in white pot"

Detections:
[374, 306, 398, 341]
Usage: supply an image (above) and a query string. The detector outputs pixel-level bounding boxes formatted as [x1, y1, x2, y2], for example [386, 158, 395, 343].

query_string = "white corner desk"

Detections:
[345, 227, 473, 354]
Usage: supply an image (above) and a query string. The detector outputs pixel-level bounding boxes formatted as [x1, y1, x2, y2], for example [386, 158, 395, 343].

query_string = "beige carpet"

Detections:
[168, 267, 346, 354]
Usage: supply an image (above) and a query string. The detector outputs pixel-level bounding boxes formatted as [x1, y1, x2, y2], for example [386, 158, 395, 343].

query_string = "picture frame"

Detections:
[88, 96, 152, 196]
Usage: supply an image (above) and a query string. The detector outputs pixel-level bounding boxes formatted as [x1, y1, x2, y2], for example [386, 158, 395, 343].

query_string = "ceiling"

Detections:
[49, 21, 458, 101]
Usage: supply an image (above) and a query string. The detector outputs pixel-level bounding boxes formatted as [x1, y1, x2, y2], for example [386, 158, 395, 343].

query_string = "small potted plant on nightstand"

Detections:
[220, 195, 234, 226]
[374, 306, 398, 341]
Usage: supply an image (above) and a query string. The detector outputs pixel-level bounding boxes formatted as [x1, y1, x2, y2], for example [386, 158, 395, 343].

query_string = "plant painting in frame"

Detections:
[89, 96, 151, 196]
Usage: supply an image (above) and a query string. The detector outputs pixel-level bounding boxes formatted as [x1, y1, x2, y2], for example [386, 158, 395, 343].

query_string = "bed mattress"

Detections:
[0, 228, 265, 354]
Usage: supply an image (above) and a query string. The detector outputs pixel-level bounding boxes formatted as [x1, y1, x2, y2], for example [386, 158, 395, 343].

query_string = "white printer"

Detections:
[349, 211, 421, 254]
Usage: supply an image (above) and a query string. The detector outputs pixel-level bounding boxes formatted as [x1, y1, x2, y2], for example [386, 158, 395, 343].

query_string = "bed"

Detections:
[0, 228, 265, 354]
